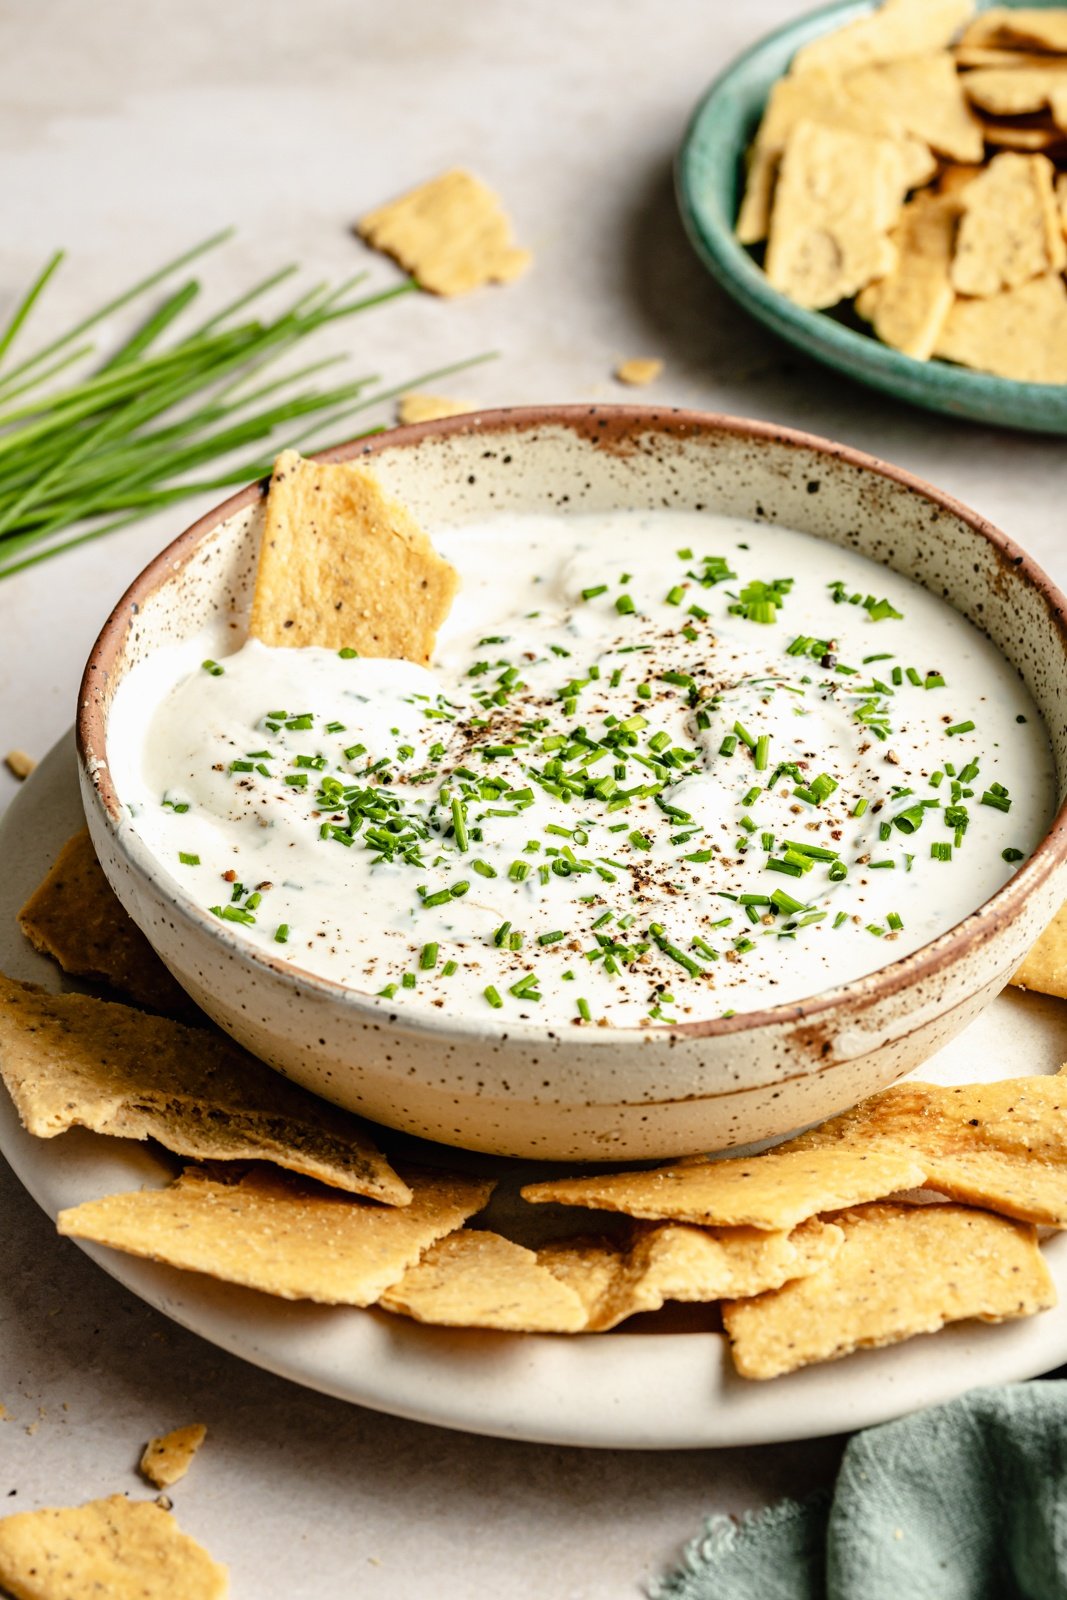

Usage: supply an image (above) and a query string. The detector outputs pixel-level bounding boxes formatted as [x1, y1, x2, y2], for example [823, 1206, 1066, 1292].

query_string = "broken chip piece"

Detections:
[58, 1165, 493, 1305]
[855, 189, 959, 358]
[18, 830, 198, 1019]
[0, 973, 410, 1205]
[380, 1229, 588, 1332]
[934, 271, 1067, 380]
[791, 0, 974, 78]
[356, 169, 530, 296]
[396, 393, 477, 425]
[0, 1494, 228, 1600]
[140, 1424, 207, 1489]
[521, 1144, 926, 1231]
[1012, 901, 1067, 999]
[950, 151, 1066, 295]
[722, 1201, 1055, 1379]
[248, 450, 459, 665]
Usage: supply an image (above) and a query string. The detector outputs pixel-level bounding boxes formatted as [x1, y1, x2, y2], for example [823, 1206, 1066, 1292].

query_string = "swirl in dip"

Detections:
[108, 509, 1054, 1027]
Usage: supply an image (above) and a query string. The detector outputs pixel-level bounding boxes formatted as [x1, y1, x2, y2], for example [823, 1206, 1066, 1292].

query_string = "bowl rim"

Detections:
[674, 0, 1067, 420]
[78, 402, 1067, 1044]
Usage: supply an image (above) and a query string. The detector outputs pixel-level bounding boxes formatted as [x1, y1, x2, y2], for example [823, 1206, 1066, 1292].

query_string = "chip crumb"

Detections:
[614, 358, 664, 386]
[396, 393, 477, 426]
[140, 1424, 207, 1489]
[0, 1494, 228, 1599]
[4, 749, 35, 781]
[357, 169, 530, 296]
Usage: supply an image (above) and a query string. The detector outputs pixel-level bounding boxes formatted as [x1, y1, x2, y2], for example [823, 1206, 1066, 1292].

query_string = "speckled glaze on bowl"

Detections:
[78, 407, 1067, 1160]
[676, 0, 1067, 433]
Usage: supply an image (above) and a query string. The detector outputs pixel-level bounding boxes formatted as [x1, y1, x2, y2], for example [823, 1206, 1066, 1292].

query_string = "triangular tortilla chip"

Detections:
[521, 1144, 926, 1231]
[723, 1201, 1054, 1379]
[18, 830, 198, 1019]
[0, 1495, 227, 1600]
[357, 169, 530, 296]
[58, 1165, 493, 1304]
[248, 450, 459, 664]
[0, 974, 409, 1205]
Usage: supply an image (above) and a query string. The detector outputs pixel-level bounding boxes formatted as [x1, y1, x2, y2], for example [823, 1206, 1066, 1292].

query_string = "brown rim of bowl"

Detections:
[77, 403, 1067, 1042]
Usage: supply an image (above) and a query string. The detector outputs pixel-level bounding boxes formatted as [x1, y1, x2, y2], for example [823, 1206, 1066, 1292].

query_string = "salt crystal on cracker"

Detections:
[951, 151, 1065, 294]
[379, 1229, 588, 1331]
[935, 272, 1067, 380]
[765, 120, 912, 309]
[723, 1201, 1054, 1379]
[58, 1165, 493, 1304]
[0, 1495, 227, 1600]
[521, 1144, 926, 1231]
[140, 1424, 207, 1489]
[792, 0, 974, 78]
[357, 169, 530, 297]
[249, 450, 459, 665]
[18, 829, 196, 1018]
[855, 189, 959, 358]
[0, 974, 409, 1205]
[396, 393, 477, 425]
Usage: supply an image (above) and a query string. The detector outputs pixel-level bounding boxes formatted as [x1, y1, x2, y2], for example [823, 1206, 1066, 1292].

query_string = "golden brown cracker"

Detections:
[968, 8, 1067, 55]
[962, 64, 1067, 117]
[956, 45, 1067, 68]
[0, 974, 409, 1205]
[736, 71, 934, 244]
[58, 1165, 493, 1305]
[614, 358, 664, 386]
[396, 393, 477, 425]
[540, 1217, 844, 1331]
[0, 1494, 228, 1600]
[765, 120, 912, 308]
[1014, 902, 1067, 999]
[855, 190, 959, 358]
[952, 151, 1066, 294]
[792, 0, 974, 77]
[356, 169, 530, 296]
[782, 1075, 1067, 1226]
[249, 450, 459, 665]
[723, 1202, 1054, 1379]
[379, 1229, 588, 1331]
[846, 53, 985, 162]
[18, 830, 197, 1019]
[140, 1424, 207, 1489]
[935, 271, 1067, 379]
[521, 1144, 925, 1231]
[972, 112, 1067, 149]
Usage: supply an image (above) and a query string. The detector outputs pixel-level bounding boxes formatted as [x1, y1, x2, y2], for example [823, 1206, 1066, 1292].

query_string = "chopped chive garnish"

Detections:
[1003, 847, 1024, 862]
[946, 720, 975, 736]
[338, 647, 359, 659]
[576, 997, 592, 1021]
[615, 594, 636, 615]
[178, 851, 199, 866]
[419, 942, 439, 970]
[201, 659, 224, 676]
[484, 985, 503, 1009]
[274, 923, 289, 943]
[931, 841, 952, 861]
[582, 584, 608, 600]
[538, 930, 566, 946]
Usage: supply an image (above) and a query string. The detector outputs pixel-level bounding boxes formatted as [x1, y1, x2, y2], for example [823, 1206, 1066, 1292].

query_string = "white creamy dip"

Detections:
[109, 510, 1054, 1028]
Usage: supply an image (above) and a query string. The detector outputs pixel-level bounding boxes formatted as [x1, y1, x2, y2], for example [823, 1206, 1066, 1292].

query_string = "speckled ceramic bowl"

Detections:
[78, 407, 1067, 1160]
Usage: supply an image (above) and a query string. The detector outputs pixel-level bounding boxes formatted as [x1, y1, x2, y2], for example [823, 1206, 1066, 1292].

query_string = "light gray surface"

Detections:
[1, 1, 1065, 1594]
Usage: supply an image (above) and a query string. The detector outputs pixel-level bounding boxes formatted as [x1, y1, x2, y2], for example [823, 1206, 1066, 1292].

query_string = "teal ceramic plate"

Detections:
[676, 0, 1067, 433]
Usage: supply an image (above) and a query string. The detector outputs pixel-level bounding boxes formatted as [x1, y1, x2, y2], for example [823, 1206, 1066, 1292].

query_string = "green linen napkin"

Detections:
[652, 1382, 1067, 1600]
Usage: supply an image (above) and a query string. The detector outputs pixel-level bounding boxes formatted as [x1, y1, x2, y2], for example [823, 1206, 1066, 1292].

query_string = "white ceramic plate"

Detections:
[5, 732, 1067, 1449]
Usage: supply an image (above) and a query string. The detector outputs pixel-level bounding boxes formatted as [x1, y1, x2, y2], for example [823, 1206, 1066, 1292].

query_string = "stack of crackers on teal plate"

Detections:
[738, 0, 1067, 380]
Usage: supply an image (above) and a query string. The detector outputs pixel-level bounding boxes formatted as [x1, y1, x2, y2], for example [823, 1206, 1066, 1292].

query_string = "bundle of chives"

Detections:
[0, 229, 487, 580]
